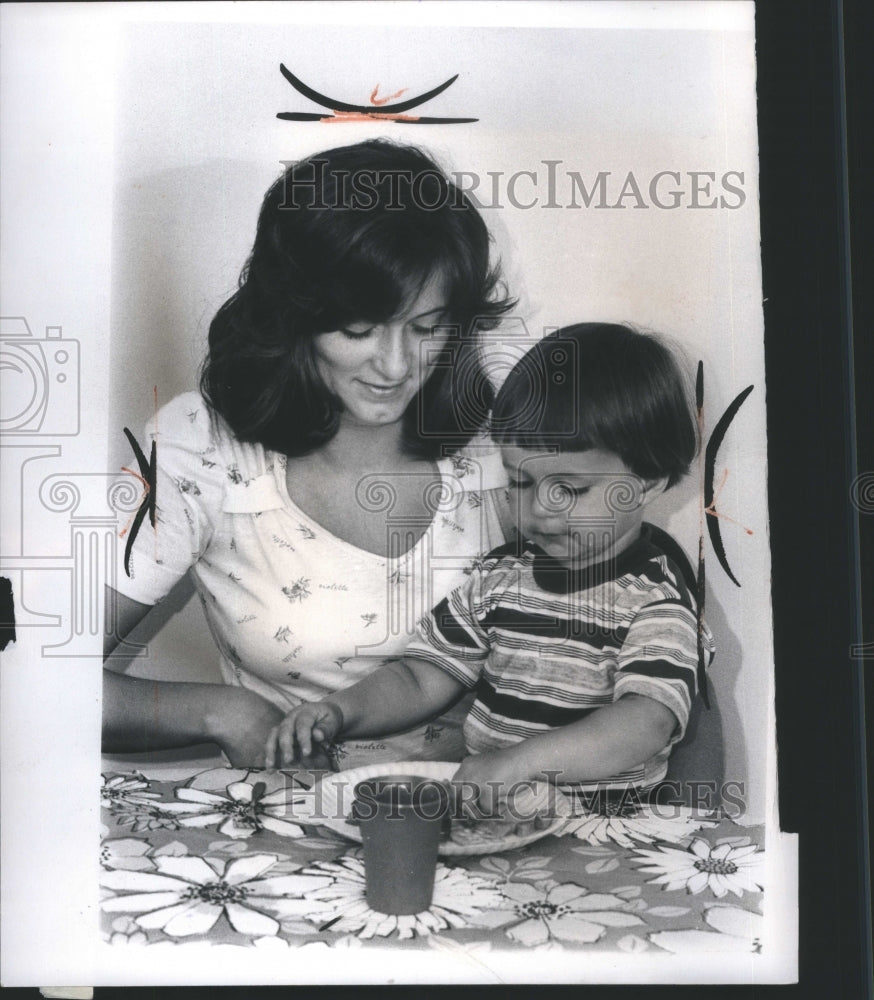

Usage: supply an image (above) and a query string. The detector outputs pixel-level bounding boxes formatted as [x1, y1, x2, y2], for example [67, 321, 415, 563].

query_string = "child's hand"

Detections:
[450, 750, 556, 838]
[450, 749, 531, 820]
[264, 701, 343, 769]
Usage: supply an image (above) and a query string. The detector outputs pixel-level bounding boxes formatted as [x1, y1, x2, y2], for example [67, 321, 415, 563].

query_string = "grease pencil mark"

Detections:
[277, 64, 477, 124]
[120, 426, 156, 578]
[704, 383, 755, 587]
[694, 366, 755, 708]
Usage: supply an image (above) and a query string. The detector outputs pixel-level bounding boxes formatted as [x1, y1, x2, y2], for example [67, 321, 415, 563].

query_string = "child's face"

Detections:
[501, 446, 656, 568]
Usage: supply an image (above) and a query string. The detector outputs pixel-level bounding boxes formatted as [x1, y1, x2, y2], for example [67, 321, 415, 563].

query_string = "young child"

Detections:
[264, 323, 713, 810]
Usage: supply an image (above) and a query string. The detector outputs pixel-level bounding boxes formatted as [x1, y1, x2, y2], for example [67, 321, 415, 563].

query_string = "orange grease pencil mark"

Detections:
[118, 467, 149, 539]
[370, 84, 407, 106]
[322, 110, 421, 123]
[121, 467, 148, 490]
[704, 468, 754, 535]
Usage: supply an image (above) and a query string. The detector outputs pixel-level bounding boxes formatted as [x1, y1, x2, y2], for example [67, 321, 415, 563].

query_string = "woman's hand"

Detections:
[264, 701, 344, 769]
[204, 687, 286, 768]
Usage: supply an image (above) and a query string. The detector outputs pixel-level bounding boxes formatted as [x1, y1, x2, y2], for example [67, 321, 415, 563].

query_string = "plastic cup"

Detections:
[352, 774, 449, 915]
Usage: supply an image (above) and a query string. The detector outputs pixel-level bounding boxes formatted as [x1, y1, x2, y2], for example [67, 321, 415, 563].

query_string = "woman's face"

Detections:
[313, 274, 451, 430]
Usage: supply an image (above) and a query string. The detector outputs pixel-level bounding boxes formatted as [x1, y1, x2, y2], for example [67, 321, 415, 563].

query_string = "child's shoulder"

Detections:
[628, 524, 699, 605]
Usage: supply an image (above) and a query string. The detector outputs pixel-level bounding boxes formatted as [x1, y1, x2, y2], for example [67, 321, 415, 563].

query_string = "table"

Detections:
[100, 762, 765, 956]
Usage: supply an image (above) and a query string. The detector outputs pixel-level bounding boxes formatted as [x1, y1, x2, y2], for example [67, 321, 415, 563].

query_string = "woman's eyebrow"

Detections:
[410, 305, 449, 320]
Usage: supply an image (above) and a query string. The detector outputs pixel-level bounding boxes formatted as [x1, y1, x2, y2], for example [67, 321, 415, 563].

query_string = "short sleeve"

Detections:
[114, 392, 225, 606]
[613, 599, 714, 743]
[404, 564, 494, 688]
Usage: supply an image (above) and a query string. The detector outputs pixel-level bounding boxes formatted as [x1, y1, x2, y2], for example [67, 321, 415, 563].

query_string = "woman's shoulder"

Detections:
[149, 391, 211, 439]
[148, 391, 272, 483]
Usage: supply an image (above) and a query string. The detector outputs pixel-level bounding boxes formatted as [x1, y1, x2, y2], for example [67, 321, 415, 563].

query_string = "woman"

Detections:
[103, 140, 515, 768]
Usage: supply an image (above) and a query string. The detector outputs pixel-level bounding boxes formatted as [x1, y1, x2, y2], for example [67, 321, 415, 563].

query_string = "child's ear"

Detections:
[641, 476, 669, 506]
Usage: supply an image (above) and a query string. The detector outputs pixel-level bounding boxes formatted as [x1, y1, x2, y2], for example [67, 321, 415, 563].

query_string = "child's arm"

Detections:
[264, 656, 467, 768]
[453, 694, 676, 812]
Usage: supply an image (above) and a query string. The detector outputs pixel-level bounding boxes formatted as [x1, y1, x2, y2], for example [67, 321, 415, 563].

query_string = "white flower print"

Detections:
[107, 915, 148, 947]
[173, 778, 308, 840]
[112, 799, 217, 833]
[290, 856, 506, 940]
[101, 838, 155, 871]
[633, 837, 765, 898]
[469, 879, 644, 946]
[101, 853, 332, 938]
[102, 774, 162, 810]
[649, 904, 764, 953]
[564, 801, 718, 848]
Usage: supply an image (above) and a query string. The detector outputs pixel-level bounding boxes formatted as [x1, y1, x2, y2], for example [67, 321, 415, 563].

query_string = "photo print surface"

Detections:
[0, 1, 796, 986]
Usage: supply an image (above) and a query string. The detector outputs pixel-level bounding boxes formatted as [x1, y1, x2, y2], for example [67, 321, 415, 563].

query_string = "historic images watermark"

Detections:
[276, 771, 748, 823]
[280, 162, 747, 212]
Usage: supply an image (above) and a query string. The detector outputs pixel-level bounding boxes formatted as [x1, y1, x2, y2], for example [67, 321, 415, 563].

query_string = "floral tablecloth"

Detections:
[100, 766, 765, 956]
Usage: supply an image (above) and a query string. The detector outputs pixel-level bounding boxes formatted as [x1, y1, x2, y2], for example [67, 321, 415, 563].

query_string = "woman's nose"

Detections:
[373, 326, 413, 380]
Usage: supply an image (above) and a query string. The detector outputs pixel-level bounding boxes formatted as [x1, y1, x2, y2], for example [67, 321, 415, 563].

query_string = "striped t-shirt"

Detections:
[405, 525, 714, 790]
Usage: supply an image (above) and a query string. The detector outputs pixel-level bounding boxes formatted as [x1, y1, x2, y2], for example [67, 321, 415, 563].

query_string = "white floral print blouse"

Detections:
[117, 393, 509, 730]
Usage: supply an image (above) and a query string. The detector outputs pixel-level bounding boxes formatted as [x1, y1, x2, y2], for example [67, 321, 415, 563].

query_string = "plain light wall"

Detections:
[106, 16, 770, 819]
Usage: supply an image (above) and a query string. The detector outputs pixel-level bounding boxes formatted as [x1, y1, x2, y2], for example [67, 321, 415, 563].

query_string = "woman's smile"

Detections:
[355, 378, 410, 396]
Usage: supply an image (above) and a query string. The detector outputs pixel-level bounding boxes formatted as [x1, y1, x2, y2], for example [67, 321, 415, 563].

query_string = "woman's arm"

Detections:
[103, 586, 284, 766]
[265, 657, 467, 767]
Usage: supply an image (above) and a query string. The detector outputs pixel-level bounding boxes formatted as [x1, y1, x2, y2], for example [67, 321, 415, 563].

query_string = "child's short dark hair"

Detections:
[491, 323, 697, 488]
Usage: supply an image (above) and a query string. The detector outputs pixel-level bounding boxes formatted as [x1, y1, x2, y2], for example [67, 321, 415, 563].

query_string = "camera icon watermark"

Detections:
[0, 316, 80, 436]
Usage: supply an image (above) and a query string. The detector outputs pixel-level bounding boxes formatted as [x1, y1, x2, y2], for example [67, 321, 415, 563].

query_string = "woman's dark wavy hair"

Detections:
[492, 323, 698, 488]
[200, 140, 514, 458]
